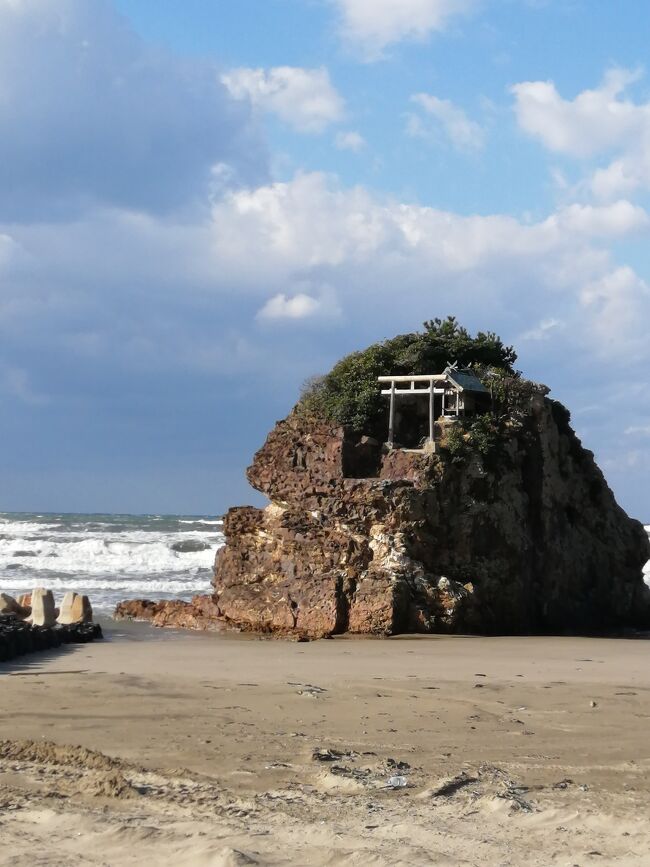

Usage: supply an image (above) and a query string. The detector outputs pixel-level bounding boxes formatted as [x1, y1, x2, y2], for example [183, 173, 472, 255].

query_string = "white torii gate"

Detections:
[378, 374, 461, 447]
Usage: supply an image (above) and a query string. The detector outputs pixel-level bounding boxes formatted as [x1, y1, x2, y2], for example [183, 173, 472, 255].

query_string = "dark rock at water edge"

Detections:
[171, 539, 212, 553]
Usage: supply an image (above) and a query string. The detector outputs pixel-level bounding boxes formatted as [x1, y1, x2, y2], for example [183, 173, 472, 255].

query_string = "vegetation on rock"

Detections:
[299, 316, 518, 434]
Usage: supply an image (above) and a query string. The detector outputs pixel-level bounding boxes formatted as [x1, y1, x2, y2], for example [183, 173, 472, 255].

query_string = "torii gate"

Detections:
[377, 372, 462, 448]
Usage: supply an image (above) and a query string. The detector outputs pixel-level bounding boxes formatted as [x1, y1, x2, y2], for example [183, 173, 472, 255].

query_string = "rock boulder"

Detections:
[211, 396, 650, 638]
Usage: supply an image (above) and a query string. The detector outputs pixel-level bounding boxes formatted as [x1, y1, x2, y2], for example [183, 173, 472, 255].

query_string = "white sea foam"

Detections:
[0, 512, 222, 611]
[0, 519, 62, 535]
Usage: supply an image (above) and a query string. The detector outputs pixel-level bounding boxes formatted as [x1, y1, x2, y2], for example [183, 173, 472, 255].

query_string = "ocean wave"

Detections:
[0, 536, 221, 576]
[0, 575, 210, 594]
[0, 520, 62, 535]
[0, 512, 223, 612]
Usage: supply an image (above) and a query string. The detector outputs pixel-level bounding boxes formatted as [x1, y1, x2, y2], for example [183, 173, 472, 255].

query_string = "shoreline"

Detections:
[2, 627, 650, 864]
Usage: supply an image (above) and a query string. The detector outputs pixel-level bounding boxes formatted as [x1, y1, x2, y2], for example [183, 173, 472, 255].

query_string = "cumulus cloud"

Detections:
[408, 93, 485, 151]
[209, 174, 648, 280]
[222, 66, 344, 133]
[334, 0, 476, 59]
[258, 293, 323, 320]
[580, 266, 650, 357]
[512, 68, 650, 199]
[0, 0, 266, 218]
[625, 425, 650, 437]
[512, 68, 643, 157]
[519, 318, 564, 342]
[544, 200, 649, 237]
[3, 163, 650, 509]
[335, 131, 367, 152]
[6, 171, 649, 386]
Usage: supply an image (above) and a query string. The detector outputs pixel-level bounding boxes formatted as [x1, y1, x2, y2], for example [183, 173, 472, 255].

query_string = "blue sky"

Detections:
[1, 0, 650, 519]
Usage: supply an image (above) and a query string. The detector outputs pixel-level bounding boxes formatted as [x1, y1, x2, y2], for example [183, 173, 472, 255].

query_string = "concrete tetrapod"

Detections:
[28, 588, 57, 628]
[57, 592, 93, 624]
[0, 593, 31, 619]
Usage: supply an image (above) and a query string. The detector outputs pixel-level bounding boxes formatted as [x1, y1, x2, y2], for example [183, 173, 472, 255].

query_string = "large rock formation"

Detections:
[210, 395, 650, 638]
[115, 316, 650, 638]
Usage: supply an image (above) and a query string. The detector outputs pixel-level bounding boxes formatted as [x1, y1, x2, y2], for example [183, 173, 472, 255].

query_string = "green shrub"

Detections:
[443, 424, 470, 458]
[299, 316, 516, 434]
[467, 415, 500, 455]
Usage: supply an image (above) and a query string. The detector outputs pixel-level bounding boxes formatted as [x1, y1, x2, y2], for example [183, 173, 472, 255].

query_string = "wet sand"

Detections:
[1, 621, 649, 865]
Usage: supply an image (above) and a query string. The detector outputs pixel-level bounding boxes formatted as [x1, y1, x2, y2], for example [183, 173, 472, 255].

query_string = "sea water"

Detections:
[0, 512, 222, 613]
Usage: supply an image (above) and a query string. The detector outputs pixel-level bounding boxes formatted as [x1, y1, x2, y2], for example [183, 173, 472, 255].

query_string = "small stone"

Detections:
[590, 700, 597, 708]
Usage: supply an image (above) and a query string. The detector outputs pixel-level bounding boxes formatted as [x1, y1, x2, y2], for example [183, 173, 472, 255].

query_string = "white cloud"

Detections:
[519, 318, 564, 342]
[334, 0, 476, 59]
[625, 425, 650, 437]
[409, 93, 485, 151]
[580, 266, 650, 357]
[3, 162, 650, 510]
[209, 174, 648, 280]
[335, 130, 367, 152]
[545, 200, 649, 237]
[0, 0, 265, 218]
[6, 172, 649, 389]
[258, 293, 324, 320]
[512, 68, 650, 199]
[222, 66, 344, 133]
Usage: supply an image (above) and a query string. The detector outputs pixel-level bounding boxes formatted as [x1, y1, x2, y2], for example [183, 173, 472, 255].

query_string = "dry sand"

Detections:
[1, 622, 649, 865]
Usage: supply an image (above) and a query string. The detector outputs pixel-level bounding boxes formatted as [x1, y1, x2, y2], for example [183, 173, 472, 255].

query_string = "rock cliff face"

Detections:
[210, 395, 650, 638]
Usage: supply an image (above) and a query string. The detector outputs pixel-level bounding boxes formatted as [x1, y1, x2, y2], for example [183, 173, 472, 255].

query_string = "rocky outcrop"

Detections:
[210, 395, 650, 638]
[114, 595, 223, 631]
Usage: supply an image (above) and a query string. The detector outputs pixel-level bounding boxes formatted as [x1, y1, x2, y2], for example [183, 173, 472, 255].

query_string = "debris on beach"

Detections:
[385, 775, 408, 789]
[293, 683, 328, 697]
[312, 748, 358, 762]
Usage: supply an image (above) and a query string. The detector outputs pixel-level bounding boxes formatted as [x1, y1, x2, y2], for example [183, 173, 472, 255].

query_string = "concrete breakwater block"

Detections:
[0, 587, 101, 663]
[0, 615, 103, 663]
[57, 592, 93, 625]
[28, 587, 57, 627]
[1, 590, 94, 626]
[0, 593, 31, 619]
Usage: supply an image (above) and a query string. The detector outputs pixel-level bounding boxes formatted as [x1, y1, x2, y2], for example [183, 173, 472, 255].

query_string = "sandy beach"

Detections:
[0, 624, 648, 865]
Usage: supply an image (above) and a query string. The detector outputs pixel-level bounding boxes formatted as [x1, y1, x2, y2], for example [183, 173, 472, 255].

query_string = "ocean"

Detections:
[1, 512, 649, 615]
[0, 512, 222, 613]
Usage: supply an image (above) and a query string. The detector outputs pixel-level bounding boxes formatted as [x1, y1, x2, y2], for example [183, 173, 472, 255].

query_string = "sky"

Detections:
[1, 0, 650, 519]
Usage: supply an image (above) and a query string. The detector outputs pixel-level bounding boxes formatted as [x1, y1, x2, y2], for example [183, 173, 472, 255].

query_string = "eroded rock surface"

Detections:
[210, 396, 650, 638]
[114, 595, 223, 631]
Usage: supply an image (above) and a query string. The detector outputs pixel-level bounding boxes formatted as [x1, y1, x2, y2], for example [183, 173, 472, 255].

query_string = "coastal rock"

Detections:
[171, 539, 212, 553]
[114, 595, 223, 630]
[115, 320, 650, 639]
[210, 397, 650, 638]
